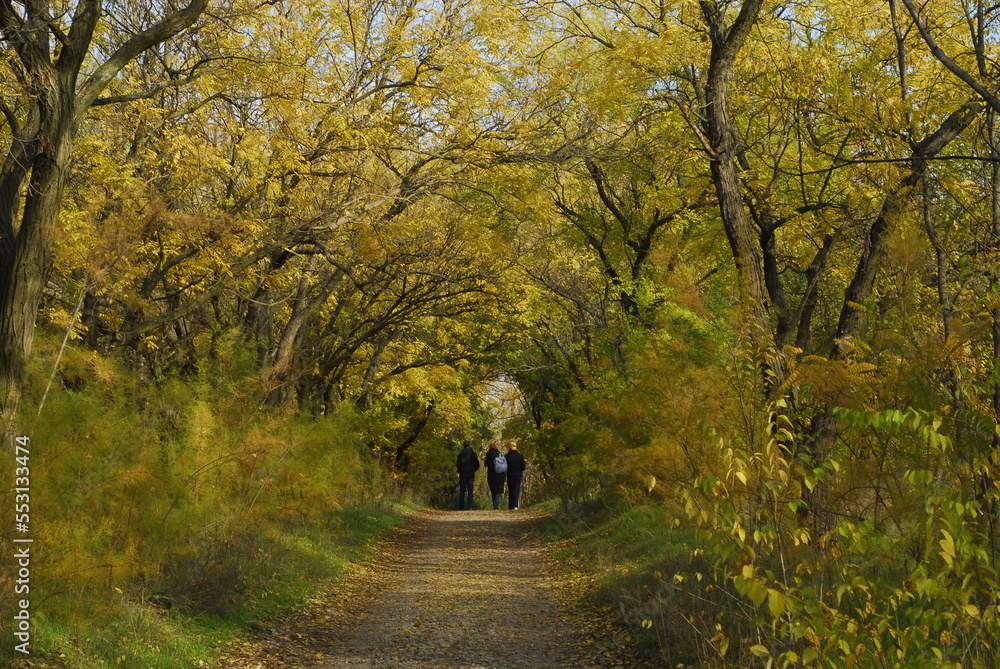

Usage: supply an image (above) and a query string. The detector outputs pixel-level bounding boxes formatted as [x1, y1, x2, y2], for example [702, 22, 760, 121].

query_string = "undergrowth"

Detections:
[21, 504, 409, 668]
[541, 500, 702, 667]
[0, 329, 417, 667]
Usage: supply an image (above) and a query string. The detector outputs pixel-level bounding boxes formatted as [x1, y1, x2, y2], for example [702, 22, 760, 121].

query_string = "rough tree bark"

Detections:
[698, 0, 780, 390]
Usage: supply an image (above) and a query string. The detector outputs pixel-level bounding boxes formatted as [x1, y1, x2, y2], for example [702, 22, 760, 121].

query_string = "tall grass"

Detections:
[541, 501, 705, 666]
[0, 330, 407, 666]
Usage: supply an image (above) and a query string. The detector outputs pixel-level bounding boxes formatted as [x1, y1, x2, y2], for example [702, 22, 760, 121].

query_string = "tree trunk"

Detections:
[699, 0, 781, 391]
[990, 111, 1000, 455]
[395, 408, 432, 473]
[263, 266, 343, 406]
[803, 101, 983, 516]
[833, 102, 981, 349]
[0, 118, 74, 428]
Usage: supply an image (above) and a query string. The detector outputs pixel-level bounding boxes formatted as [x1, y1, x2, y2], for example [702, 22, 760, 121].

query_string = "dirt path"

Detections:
[214, 509, 648, 669]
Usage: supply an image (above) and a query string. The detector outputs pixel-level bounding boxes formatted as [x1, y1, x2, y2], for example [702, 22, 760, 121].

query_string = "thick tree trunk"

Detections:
[82, 291, 97, 349]
[0, 117, 74, 429]
[699, 0, 779, 391]
[354, 335, 390, 410]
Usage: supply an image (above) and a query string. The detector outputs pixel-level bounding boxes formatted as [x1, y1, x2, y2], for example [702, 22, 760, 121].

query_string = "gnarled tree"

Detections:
[0, 0, 208, 429]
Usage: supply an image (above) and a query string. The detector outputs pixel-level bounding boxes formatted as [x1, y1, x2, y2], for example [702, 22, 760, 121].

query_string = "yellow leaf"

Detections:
[768, 588, 786, 617]
[939, 529, 955, 566]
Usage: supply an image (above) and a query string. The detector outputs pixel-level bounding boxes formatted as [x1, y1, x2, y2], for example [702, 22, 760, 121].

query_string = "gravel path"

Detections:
[214, 509, 647, 669]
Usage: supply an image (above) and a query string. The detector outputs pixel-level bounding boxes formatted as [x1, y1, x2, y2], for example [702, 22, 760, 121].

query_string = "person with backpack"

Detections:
[456, 440, 479, 510]
[484, 443, 507, 510]
[504, 441, 527, 510]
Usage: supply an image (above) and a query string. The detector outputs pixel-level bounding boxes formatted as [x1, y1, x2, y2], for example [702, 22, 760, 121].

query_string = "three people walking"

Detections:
[456, 440, 526, 511]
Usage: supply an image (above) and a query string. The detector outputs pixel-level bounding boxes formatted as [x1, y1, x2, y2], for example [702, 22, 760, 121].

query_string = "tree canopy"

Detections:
[5, 0, 1000, 665]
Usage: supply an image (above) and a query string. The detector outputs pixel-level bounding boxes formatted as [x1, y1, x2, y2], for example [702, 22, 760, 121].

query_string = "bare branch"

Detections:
[92, 75, 199, 105]
[900, 0, 1000, 114]
[76, 0, 208, 114]
[0, 97, 20, 137]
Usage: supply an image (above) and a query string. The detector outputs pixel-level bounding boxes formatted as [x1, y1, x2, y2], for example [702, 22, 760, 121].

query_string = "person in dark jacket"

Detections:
[504, 442, 527, 510]
[456, 440, 479, 510]
[484, 443, 506, 510]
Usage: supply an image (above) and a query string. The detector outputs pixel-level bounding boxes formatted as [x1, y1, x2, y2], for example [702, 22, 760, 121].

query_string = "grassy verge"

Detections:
[14, 503, 415, 669]
[539, 500, 704, 667]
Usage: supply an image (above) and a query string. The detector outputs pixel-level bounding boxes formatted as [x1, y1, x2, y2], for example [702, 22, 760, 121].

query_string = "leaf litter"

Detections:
[212, 509, 653, 669]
